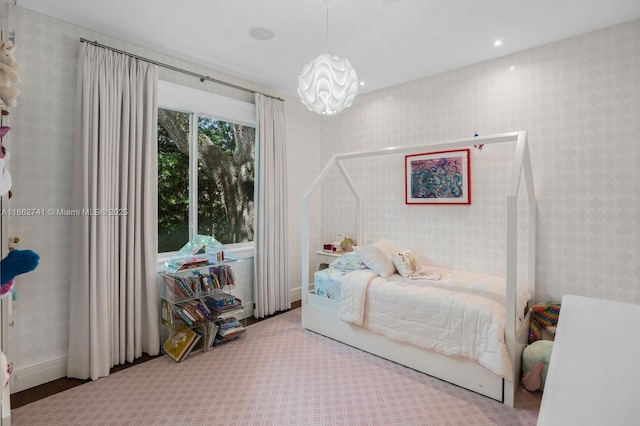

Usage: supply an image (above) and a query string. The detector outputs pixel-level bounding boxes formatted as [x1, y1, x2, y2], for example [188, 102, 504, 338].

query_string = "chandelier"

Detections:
[297, 2, 358, 115]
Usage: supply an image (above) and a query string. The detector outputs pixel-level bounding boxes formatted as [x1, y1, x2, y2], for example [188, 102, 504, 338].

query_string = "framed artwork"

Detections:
[405, 149, 471, 204]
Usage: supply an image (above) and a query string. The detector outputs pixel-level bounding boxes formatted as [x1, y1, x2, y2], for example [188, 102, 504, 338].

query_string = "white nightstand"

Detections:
[315, 250, 344, 271]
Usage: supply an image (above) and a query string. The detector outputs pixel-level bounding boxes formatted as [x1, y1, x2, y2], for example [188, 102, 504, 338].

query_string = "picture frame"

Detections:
[405, 149, 471, 204]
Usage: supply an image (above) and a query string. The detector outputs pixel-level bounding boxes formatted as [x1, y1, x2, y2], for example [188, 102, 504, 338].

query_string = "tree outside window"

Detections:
[158, 108, 255, 253]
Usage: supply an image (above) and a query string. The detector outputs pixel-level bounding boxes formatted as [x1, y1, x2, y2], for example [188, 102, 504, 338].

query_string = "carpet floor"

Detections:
[11, 307, 541, 425]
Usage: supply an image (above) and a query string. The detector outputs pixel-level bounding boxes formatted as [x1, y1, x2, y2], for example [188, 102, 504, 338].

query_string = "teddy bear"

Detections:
[0, 41, 21, 108]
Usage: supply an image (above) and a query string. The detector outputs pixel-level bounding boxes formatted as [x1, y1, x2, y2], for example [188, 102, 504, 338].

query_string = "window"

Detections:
[157, 81, 256, 253]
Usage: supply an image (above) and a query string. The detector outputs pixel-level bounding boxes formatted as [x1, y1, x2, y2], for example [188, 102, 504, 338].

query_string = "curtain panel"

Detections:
[67, 43, 159, 380]
[254, 94, 290, 318]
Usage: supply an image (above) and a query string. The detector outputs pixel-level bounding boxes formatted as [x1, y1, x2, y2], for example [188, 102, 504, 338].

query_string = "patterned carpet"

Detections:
[11, 308, 541, 425]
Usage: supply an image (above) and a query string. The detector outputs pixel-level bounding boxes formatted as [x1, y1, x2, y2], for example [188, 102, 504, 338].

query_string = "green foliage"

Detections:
[157, 109, 255, 252]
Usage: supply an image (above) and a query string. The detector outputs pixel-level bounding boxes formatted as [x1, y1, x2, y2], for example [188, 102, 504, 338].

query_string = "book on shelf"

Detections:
[183, 299, 214, 321]
[181, 328, 202, 360]
[160, 298, 175, 329]
[197, 322, 219, 352]
[177, 256, 210, 271]
[162, 274, 185, 299]
[174, 307, 194, 326]
[217, 316, 240, 330]
[206, 292, 236, 308]
[162, 326, 201, 362]
[217, 325, 246, 338]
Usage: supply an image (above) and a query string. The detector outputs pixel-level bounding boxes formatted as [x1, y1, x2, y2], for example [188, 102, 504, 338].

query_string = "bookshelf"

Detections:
[158, 262, 246, 362]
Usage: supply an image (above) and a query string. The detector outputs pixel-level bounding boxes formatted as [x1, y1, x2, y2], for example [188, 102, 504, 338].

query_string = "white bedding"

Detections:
[338, 267, 531, 381]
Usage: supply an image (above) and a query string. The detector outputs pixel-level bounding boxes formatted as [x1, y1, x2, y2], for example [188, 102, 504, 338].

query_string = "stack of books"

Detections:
[214, 316, 246, 346]
[204, 292, 243, 316]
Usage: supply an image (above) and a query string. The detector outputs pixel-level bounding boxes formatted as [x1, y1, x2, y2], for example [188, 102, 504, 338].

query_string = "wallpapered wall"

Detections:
[3, 3, 639, 392]
[320, 18, 640, 305]
[3, 5, 321, 391]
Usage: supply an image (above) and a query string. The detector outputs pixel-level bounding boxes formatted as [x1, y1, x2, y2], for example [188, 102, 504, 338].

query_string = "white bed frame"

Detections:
[301, 131, 536, 407]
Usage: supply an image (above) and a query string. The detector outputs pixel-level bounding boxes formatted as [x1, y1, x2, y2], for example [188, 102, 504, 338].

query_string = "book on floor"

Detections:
[162, 326, 200, 362]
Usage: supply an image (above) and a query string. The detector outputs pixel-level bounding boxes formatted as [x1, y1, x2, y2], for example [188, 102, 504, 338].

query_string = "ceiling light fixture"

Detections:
[297, 1, 358, 115]
[494, 40, 503, 47]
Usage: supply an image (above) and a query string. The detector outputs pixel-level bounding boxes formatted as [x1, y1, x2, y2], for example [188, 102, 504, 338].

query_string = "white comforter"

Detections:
[338, 267, 530, 381]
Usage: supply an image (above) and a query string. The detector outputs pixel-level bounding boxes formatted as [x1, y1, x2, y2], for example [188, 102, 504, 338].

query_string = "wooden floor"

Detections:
[10, 301, 301, 409]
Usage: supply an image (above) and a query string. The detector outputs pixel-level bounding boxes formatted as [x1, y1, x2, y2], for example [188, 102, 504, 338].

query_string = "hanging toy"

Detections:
[0, 41, 21, 108]
[0, 127, 40, 298]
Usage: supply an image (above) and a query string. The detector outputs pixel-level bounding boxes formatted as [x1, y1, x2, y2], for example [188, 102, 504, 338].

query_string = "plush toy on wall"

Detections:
[0, 41, 21, 108]
[0, 126, 40, 298]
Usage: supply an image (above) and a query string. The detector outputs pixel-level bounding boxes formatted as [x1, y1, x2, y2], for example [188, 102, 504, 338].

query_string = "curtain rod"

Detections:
[80, 38, 284, 102]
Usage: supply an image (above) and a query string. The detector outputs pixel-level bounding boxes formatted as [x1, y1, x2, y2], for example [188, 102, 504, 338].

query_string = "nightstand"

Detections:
[315, 250, 344, 271]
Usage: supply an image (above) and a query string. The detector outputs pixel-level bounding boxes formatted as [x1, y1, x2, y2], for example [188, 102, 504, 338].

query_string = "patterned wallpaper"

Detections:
[320, 18, 640, 305]
[2, 5, 322, 385]
[3, 3, 639, 391]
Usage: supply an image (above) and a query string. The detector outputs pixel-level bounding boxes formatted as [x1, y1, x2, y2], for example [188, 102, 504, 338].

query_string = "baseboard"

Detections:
[10, 355, 68, 394]
[10, 288, 299, 394]
[291, 286, 301, 302]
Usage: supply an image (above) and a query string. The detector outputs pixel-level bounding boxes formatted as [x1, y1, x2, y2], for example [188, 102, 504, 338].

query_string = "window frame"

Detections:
[157, 80, 257, 261]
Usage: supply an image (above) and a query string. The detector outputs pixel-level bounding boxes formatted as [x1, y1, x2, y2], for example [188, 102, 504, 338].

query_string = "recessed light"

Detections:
[249, 27, 274, 41]
[494, 40, 502, 47]
[359, 81, 365, 86]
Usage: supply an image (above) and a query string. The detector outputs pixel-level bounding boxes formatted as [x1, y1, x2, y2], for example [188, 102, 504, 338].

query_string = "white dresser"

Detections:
[537, 294, 640, 425]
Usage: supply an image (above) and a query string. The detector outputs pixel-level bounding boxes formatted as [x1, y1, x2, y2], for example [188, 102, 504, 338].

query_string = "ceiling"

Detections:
[13, 0, 640, 96]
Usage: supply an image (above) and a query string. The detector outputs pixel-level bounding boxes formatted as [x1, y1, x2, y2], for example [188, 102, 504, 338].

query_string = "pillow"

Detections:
[354, 239, 400, 278]
[392, 250, 421, 277]
[329, 252, 367, 271]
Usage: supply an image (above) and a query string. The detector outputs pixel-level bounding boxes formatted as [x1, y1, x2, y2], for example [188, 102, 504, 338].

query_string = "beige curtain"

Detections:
[254, 94, 290, 318]
[67, 43, 159, 380]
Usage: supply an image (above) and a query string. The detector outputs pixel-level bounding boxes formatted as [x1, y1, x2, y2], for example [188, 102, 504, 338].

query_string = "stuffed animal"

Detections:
[528, 301, 561, 344]
[0, 42, 21, 108]
[0, 249, 40, 294]
[522, 339, 554, 391]
[0, 127, 10, 196]
[0, 126, 40, 297]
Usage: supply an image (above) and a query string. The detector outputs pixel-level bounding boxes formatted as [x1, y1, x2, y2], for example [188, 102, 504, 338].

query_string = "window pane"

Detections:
[157, 108, 190, 252]
[197, 117, 255, 245]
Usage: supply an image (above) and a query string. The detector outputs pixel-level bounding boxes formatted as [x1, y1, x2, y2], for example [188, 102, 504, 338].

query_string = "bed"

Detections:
[301, 132, 536, 406]
[315, 255, 531, 381]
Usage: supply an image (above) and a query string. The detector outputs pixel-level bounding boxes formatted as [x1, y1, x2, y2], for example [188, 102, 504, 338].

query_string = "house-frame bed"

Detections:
[301, 131, 536, 407]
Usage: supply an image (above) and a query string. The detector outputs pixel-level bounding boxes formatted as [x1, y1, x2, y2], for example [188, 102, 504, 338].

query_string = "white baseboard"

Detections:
[10, 355, 68, 394]
[10, 288, 301, 394]
[291, 286, 301, 302]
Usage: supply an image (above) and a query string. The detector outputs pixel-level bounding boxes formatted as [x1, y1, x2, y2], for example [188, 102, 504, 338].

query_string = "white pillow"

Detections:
[392, 250, 421, 277]
[355, 239, 400, 278]
[329, 252, 367, 271]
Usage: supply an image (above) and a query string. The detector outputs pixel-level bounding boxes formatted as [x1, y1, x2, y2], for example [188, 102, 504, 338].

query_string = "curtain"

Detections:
[67, 43, 159, 380]
[254, 94, 290, 318]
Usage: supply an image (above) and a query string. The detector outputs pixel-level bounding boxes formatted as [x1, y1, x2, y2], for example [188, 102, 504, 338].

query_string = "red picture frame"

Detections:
[405, 149, 471, 204]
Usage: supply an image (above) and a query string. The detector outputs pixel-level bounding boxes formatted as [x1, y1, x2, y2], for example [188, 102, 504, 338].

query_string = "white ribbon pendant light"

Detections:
[297, 2, 358, 115]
